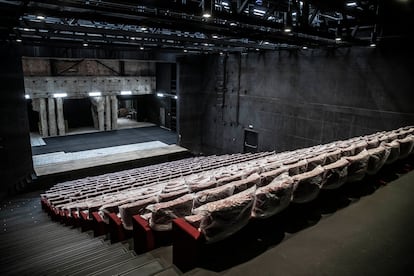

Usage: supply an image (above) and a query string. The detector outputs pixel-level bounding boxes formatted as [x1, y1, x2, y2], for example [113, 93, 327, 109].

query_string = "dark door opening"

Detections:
[63, 98, 94, 131]
[244, 130, 258, 153]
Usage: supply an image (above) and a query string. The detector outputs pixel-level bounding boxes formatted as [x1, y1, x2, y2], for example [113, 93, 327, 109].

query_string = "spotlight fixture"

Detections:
[284, 10, 293, 34]
[16, 39, 22, 43]
[25, 94, 30, 99]
[202, 0, 212, 18]
[183, 49, 188, 53]
[157, 93, 165, 97]
[120, 91, 132, 95]
[36, 15, 45, 20]
[370, 31, 377, 48]
[174, 95, 178, 100]
[302, 46, 308, 50]
[346, 2, 358, 7]
[140, 46, 144, 50]
[83, 42, 88, 47]
[53, 93, 67, 98]
[212, 35, 218, 39]
[335, 37, 342, 41]
[88, 92, 101, 97]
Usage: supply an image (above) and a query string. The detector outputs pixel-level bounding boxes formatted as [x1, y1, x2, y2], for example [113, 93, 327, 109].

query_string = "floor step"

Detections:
[92, 258, 165, 276]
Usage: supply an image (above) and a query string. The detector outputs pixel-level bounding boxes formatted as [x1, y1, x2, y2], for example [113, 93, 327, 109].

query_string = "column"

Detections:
[48, 97, 57, 136]
[56, 97, 65, 136]
[111, 95, 118, 130]
[90, 96, 105, 131]
[39, 98, 48, 137]
[105, 96, 111, 131]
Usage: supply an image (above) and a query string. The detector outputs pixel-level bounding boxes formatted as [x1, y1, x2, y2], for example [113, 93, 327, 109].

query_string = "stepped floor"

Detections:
[0, 191, 180, 276]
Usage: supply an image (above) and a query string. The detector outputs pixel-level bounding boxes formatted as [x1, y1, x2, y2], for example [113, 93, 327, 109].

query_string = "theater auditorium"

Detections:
[1, 1, 414, 275]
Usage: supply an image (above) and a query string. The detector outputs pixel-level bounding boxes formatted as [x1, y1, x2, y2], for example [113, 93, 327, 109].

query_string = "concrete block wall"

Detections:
[178, 47, 414, 155]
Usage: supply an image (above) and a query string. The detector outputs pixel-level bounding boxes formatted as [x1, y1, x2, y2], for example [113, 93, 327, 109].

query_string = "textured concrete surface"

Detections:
[178, 48, 414, 155]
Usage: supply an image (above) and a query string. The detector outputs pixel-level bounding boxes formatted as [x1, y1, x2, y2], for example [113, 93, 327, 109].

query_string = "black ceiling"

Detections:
[0, 0, 412, 54]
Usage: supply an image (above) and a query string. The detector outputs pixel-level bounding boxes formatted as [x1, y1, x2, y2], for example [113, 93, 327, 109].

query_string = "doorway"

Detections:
[244, 129, 259, 153]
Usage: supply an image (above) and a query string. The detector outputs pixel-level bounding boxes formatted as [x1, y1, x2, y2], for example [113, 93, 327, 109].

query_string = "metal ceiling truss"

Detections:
[0, 0, 381, 53]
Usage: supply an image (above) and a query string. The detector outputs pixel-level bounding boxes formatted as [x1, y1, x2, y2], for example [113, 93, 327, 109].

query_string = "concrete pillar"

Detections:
[48, 97, 57, 136]
[39, 98, 48, 137]
[97, 98, 105, 131]
[90, 96, 105, 131]
[105, 96, 111, 131]
[56, 97, 65, 136]
[91, 105, 98, 129]
[111, 95, 118, 130]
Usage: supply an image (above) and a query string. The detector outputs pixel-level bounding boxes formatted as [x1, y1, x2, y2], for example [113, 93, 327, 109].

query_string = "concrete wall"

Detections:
[24, 76, 155, 98]
[178, 47, 414, 155]
[23, 58, 156, 76]
[0, 45, 33, 198]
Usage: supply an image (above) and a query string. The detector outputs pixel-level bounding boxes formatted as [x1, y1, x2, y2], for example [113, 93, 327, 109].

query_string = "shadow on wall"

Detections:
[196, 156, 413, 272]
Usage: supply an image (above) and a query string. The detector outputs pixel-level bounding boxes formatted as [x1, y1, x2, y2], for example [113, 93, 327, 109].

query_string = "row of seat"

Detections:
[40, 126, 414, 271]
[42, 151, 274, 212]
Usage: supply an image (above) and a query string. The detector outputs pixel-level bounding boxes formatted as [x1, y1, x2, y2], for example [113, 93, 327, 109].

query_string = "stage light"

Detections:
[88, 92, 101, 97]
[121, 91, 132, 95]
[53, 93, 67, 98]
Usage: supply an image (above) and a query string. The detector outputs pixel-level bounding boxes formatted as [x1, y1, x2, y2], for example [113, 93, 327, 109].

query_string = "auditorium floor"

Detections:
[188, 165, 414, 276]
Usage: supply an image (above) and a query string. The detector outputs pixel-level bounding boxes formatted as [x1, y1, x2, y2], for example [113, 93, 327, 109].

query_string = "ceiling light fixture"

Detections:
[284, 27, 292, 33]
[157, 93, 164, 97]
[16, 39, 22, 42]
[203, 12, 211, 18]
[83, 42, 88, 46]
[88, 92, 101, 97]
[53, 93, 67, 98]
[335, 37, 342, 41]
[121, 91, 132, 95]
[36, 15, 45, 20]
[140, 46, 144, 50]
[346, 2, 358, 7]
[25, 94, 30, 99]
[302, 46, 308, 50]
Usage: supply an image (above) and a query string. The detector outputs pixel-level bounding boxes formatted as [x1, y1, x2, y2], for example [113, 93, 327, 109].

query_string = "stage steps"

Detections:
[0, 192, 181, 276]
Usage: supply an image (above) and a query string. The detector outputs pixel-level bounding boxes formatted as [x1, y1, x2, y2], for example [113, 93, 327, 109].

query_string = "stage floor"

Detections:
[31, 126, 188, 177]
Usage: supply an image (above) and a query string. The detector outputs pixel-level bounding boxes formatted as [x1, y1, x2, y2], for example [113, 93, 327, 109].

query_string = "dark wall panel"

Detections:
[0, 44, 33, 198]
[179, 47, 414, 155]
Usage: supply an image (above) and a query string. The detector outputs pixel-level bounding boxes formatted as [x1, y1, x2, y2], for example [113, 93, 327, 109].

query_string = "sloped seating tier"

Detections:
[42, 151, 274, 208]
[41, 126, 414, 248]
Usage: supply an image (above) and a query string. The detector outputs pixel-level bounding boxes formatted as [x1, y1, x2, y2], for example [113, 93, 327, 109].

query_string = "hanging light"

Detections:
[202, 0, 212, 18]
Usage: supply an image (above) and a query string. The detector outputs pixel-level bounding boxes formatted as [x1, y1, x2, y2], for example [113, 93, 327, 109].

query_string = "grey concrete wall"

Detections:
[179, 47, 414, 155]
[0, 45, 33, 198]
[23, 58, 156, 77]
[24, 76, 156, 98]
